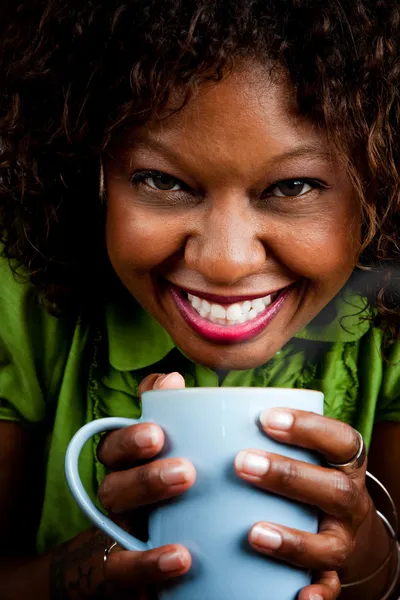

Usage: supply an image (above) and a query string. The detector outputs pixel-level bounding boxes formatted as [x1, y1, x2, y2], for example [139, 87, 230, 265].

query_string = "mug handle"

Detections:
[65, 417, 150, 551]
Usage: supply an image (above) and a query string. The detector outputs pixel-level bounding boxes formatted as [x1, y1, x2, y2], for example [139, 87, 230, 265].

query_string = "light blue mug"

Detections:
[65, 387, 324, 600]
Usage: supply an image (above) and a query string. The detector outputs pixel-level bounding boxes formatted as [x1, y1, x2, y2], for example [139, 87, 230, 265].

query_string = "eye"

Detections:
[270, 179, 315, 197]
[131, 170, 184, 191]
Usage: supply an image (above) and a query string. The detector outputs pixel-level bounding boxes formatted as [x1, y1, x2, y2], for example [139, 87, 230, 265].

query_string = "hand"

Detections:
[234, 409, 372, 600]
[96, 371, 195, 596]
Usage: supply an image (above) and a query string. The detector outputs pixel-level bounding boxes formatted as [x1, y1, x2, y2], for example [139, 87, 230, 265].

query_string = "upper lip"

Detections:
[170, 283, 291, 305]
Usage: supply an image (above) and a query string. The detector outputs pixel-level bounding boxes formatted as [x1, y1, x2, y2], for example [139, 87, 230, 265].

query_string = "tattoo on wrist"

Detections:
[49, 530, 109, 599]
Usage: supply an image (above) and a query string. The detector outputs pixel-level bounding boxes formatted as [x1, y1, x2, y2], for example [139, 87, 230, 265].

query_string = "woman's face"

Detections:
[106, 66, 361, 370]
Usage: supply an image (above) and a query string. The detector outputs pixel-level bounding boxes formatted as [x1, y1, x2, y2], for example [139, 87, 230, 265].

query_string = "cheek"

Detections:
[267, 211, 361, 282]
[105, 200, 186, 271]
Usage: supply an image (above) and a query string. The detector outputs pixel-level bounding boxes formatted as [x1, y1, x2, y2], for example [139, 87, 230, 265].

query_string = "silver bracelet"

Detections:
[368, 471, 398, 536]
[341, 472, 399, 597]
[380, 542, 400, 600]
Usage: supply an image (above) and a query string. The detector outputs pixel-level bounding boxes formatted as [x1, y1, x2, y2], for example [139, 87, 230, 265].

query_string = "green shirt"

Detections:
[0, 257, 399, 555]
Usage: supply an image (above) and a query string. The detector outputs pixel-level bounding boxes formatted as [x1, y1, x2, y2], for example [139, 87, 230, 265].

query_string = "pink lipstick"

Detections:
[169, 284, 294, 344]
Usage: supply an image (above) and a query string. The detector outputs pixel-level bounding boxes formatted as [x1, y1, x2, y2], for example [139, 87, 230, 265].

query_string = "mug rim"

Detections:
[142, 387, 324, 396]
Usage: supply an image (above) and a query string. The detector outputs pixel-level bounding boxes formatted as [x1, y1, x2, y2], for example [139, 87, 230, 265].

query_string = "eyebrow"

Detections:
[125, 135, 334, 165]
[269, 144, 334, 163]
[124, 136, 188, 162]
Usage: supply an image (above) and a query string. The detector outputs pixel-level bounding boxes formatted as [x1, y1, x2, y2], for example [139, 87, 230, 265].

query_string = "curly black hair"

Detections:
[0, 1, 399, 332]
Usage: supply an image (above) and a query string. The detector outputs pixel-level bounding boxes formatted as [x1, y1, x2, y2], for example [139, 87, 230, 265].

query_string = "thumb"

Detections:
[138, 372, 186, 396]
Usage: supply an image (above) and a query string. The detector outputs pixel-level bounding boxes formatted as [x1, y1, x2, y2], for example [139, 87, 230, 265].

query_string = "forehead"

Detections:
[121, 65, 334, 171]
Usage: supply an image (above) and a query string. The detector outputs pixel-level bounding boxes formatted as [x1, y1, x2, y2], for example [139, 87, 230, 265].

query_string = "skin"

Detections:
[106, 66, 361, 370]
[97, 66, 396, 598]
[97, 374, 394, 600]
[0, 65, 399, 600]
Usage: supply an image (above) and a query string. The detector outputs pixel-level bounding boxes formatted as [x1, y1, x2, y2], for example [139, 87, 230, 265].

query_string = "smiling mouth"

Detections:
[184, 289, 280, 326]
[168, 283, 296, 344]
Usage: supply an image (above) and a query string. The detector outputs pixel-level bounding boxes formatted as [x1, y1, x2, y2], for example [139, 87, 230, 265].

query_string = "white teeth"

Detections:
[202, 299, 211, 312]
[210, 304, 226, 319]
[186, 291, 278, 326]
[226, 303, 243, 320]
[247, 307, 258, 320]
[190, 295, 202, 309]
[242, 301, 252, 314]
[252, 298, 265, 313]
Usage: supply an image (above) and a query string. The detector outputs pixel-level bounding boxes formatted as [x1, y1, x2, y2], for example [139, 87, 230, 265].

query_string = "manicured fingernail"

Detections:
[310, 595, 323, 600]
[134, 426, 160, 448]
[160, 461, 191, 485]
[235, 451, 270, 476]
[158, 550, 186, 572]
[155, 372, 181, 388]
[250, 524, 283, 549]
[260, 409, 294, 431]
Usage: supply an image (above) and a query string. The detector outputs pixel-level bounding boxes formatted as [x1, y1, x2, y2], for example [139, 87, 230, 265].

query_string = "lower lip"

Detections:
[169, 285, 295, 344]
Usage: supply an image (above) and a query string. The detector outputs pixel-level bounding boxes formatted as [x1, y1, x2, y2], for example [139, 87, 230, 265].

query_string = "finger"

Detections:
[98, 457, 196, 514]
[97, 423, 165, 468]
[138, 372, 185, 396]
[248, 519, 353, 571]
[99, 372, 186, 468]
[234, 450, 368, 520]
[259, 408, 363, 467]
[105, 543, 191, 587]
[297, 571, 341, 600]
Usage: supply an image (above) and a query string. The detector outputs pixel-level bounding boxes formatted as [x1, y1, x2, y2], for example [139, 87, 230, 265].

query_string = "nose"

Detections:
[184, 201, 266, 285]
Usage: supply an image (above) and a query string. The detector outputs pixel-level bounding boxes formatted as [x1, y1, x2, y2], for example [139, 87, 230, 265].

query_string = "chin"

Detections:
[176, 338, 282, 371]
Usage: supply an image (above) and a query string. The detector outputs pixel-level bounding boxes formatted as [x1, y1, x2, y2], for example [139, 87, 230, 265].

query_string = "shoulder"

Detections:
[0, 256, 83, 423]
[0, 255, 74, 356]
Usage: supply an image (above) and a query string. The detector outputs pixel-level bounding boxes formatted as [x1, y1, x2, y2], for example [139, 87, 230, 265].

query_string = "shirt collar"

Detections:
[106, 298, 175, 371]
[295, 292, 372, 342]
[106, 292, 372, 372]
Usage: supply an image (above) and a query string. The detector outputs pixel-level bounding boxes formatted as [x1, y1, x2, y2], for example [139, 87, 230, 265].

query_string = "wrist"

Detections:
[339, 471, 399, 599]
[339, 501, 391, 585]
[49, 528, 110, 600]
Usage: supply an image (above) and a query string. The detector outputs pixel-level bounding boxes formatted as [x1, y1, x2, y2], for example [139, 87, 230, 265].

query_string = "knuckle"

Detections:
[359, 491, 372, 521]
[116, 428, 134, 457]
[333, 577, 342, 598]
[98, 472, 117, 508]
[138, 373, 162, 395]
[338, 422, 358, 452]
[96, 433, 110, 463]
[320, 570, 342, 596]
[133, 548, 152, 570]
[329, 535, 354, 569]
[290, 533, 306, 556]
[137, 464, 156, 491]
[97, 429, 134, 466]
[349, 427, 361, 455]
[278, 459, 299, 488]
[350, 490, 372, 528]
[332, 473, 356, 511]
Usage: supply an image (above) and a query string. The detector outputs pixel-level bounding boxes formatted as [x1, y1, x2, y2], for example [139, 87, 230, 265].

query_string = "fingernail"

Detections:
[155, 372, 181, 388]
[260, 409, 294, 431]
[250, 524, 283, 550]
[158, 550, 186, 572]
[160, 461, 191, 485]
[310, 595, 324, 600]
[134, 426, 160, 448]
[235, 451, 270, 476]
